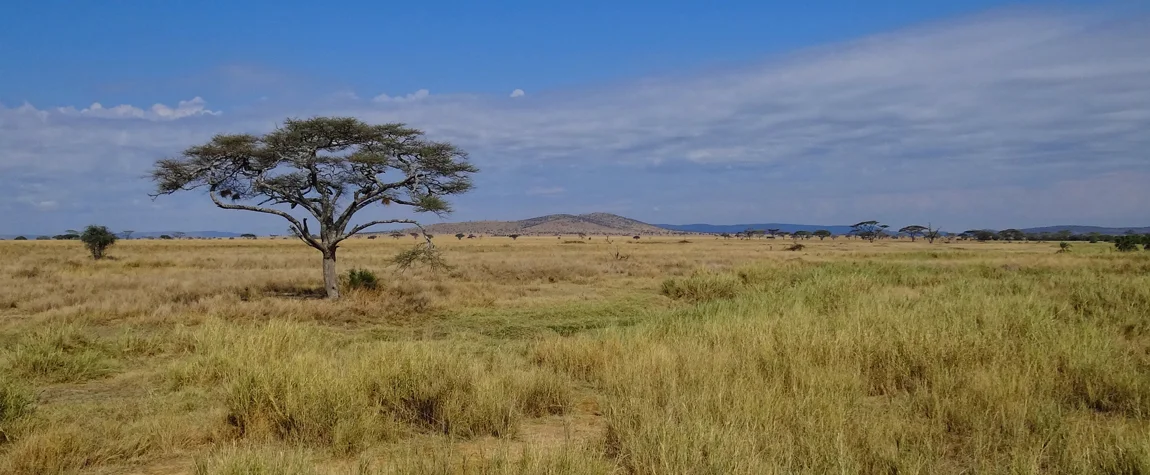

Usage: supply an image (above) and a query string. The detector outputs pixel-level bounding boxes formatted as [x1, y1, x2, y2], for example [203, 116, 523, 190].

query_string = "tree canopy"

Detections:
[150, 117, 477, 299]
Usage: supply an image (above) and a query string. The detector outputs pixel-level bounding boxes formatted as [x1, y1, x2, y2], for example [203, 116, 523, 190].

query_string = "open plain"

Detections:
[1, 236, 1148, 474]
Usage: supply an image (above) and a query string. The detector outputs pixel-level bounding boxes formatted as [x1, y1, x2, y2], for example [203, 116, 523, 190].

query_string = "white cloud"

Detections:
[372, 89, 430, 103]
[510, 89, 525, 98]
[54, 97, 219, 120]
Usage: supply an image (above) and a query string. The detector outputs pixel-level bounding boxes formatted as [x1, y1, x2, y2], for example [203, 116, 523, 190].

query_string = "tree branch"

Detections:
[210, 192, 324, 251]
[336, 219, 431, 248]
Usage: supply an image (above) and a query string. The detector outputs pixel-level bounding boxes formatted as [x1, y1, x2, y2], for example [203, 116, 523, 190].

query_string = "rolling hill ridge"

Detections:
[392, 213, 674, 236]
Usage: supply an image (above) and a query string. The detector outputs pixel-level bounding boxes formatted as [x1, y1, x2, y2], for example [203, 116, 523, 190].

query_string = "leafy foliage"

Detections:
[850, 221, 886, 241]
[392, 245, 451, 272]
[898, 225, 927, 241]
[1114, 235, 1141, 252]
[345, 268, 380, 290]
[79, 225, 117, 259]
[150, 117, 477, 299]
[13, 236, 27, 241]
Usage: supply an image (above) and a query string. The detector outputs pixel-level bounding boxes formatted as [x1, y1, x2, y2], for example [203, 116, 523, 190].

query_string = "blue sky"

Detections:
[2, 0, 1148, 235]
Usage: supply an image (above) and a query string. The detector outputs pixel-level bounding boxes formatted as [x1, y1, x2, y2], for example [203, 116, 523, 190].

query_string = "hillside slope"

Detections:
[390, 213, 676, 236]
[656, 223, 856, 235]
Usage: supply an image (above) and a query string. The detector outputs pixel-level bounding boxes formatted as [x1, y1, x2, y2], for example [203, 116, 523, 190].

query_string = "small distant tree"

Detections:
[240, 233, 258, 239]
[850, 221, 885, 242]
[467, 234, 476, 239]
[998, 229, 1025, 242]
[633, 235, 641, 240]
[719, 232, 732, 239]
[899, 225, 927, 242]
[971, 230, 996, 242]
[509, 234, 520, 240]
[80, 225, 117, 259]
[455, 233, 465, 240]
[813, 230, 831, 240]
[13, 236, 28, 241]
[1058, 241, 1072, 253]
[922, 223, 941, 243]
[410, 233, 420, 240]
[35, 236, 51, 241]
[390, 232, 403, 239]
[173, 231, 187, 240]
[766, 229, 781, 239]
[120, 230, 135, 240]
[160, 235, 173, 240]
[367, 235, 378, 240]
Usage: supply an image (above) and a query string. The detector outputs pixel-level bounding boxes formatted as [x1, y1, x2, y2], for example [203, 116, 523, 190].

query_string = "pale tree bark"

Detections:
[322, 249, 339, 299]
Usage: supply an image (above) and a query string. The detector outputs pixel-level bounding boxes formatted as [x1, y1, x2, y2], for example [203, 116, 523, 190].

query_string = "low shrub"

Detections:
[345, 268, 379, 291]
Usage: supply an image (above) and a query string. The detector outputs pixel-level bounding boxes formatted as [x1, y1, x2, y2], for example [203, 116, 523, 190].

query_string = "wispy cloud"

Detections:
[2, 9, 1148, 234]
[509, 89, 525, 98]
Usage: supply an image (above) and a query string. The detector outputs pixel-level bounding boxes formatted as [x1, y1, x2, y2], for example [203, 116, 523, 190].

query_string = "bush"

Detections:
[1058, 242, 1072, 253]
[787, 243, 806, 251]
[1115, 236, 1140, 252]
[80, 225, 117, 259]
[345, 268, 379, 291]
[13, 236, 27, 241]
[159, 235, 173, 240]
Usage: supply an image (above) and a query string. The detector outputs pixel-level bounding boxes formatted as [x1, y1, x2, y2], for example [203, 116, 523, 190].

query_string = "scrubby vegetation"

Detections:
[1, 237, 1148, 473]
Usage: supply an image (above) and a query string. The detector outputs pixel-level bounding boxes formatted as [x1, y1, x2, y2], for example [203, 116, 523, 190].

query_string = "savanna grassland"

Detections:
[1, 236, 1148, 474]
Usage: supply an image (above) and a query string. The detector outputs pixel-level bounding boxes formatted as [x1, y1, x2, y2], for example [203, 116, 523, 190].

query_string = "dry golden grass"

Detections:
[1, 236, 1148, 474]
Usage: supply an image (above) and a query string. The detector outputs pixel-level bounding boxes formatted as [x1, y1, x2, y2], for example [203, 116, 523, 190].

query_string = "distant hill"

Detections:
[1019, 225, 1150, 235]
[131, 231, 244, 239]
[391, 213, 675, 236]
[656, 223, 856, 235]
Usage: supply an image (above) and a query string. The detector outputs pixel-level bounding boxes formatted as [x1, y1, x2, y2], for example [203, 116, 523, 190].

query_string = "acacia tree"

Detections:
[80, 225, 117, 259]
[813, 230, 831, 240]
[150, 117, 476, 299]
[850, 221, 885, 242]
[899, 225, 927, 242]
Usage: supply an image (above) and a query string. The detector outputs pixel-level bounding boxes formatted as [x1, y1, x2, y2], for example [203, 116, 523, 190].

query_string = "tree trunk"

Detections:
[322, 249, 339, 299]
